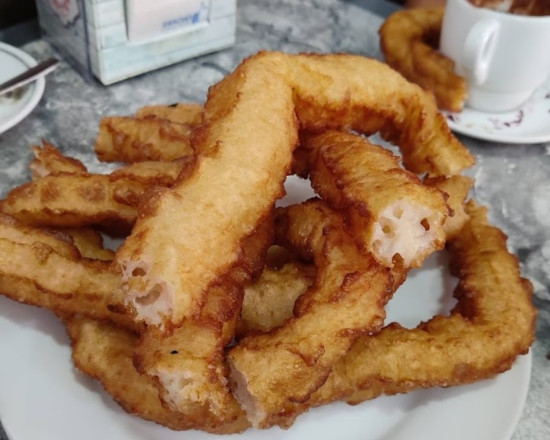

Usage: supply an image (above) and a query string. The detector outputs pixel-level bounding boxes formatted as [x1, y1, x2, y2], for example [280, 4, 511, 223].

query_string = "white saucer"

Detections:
[443, 77, 550, 144]
[0, 42, 45, 135]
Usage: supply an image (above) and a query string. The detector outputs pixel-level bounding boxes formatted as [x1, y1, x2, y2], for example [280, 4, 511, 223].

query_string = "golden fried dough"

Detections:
[95, 117, 194, 163]
[309, 202, 536, 406]
[117, 51, 473, 329]
[424, 174, 474, 240]
[64, 227, 115, 261]
[2, 161, 184, 235]
[0, 218, 136, 331]
[299, 130, 450, 268]
[237, 260, 314, 338]
[66, 317, 250, 433]
[136, 103, 203, 126]
[228, 200, 395, 428]
[134, 219, 273, 419]
[30, 140, 87, 178]
[379, 7, 467, 112]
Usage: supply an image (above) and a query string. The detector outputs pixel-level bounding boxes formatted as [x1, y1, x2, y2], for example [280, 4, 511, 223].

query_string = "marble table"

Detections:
[0, 0, 548, 439]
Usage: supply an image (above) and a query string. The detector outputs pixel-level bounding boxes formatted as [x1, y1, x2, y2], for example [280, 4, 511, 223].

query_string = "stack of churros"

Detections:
[0, 51, 535, 433]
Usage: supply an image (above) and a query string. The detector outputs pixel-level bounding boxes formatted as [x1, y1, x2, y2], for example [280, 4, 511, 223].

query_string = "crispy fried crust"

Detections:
[1, 174, 142, 235]
[228, 200, 395, 428]
[424, 174, 474, 240]
[0, 218, 137, 331]
[116, 51, 473, 328]
[1, 161, 184, 235]
[299, 130, 450, 268]
[134, 218, 273, 419]
[135, 103, 203, 126]
[237, 261, 315, 338]
[94, 117, 194, 163]
[64, 227, 116, 261]
[109, 158, 190, 186]
[309, 202, 536, 406]
[30, 140, 88, 178]
[0, 213, 78, 258]
[66, 317, 250, 434]
[231, 202, 535, 417]
[287, 54, 473, 176]
[379, 7, 467, 112]
[134, 308, 245, 422]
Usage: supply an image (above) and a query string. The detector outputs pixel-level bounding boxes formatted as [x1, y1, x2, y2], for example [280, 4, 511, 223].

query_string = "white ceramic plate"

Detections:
[444, 76, 550, 144]
[0, 42, 45, 134]
[0, 176, 531, 440]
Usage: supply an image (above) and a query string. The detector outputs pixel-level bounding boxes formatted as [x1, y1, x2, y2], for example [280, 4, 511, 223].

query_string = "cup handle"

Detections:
[461, 19, 500, 85]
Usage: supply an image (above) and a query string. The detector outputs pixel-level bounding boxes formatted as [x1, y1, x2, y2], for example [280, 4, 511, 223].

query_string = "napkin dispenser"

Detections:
[35, 0, 236, 85]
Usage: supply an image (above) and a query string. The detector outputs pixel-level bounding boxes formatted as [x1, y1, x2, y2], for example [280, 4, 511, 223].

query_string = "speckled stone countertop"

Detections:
[0, 0, 548, 439]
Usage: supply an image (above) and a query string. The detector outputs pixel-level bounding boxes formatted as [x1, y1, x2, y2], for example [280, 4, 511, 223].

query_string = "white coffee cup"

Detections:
[440, 0, 550, 112]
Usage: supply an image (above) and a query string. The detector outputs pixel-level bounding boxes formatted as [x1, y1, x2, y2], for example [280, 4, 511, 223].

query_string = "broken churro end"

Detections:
[120, 261, 175, 326]
[156, 363, 232, 419]
[229, 361, 266, 428]
[369, 200, 445, 268]
[157, 370, 194, 409]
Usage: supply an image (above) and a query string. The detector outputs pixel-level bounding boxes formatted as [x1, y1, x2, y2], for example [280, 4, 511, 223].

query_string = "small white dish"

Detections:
[0, 42, 45, 134]
[443, 76, 550, 144]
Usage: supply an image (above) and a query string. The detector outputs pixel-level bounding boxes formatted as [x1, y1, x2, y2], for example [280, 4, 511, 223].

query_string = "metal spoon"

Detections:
[0, 57, 59, 97]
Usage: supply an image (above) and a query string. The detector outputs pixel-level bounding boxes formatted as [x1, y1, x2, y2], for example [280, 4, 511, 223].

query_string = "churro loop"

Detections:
[309, 202, 536, 407]
[379, 7, 467, 112]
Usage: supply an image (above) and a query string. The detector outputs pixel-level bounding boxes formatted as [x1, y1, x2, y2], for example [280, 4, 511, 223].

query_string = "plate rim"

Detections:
[0, 41, 45, 135]
[445, 117, 550, 144]
[444, 77, 550, 144]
